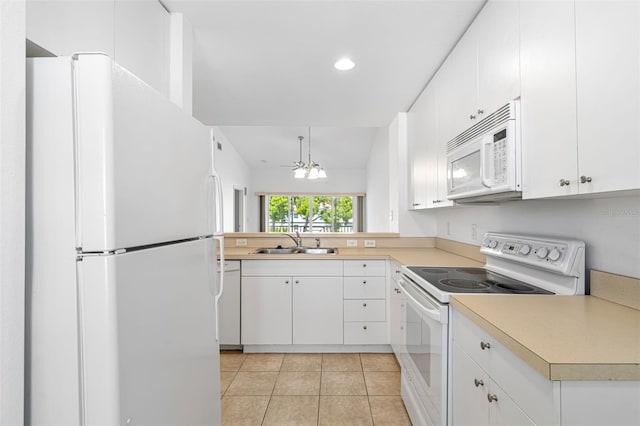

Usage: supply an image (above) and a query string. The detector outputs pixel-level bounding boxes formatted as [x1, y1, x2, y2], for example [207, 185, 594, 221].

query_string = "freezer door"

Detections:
[77, 238, 220, 425]
[73, 54, 213, 251]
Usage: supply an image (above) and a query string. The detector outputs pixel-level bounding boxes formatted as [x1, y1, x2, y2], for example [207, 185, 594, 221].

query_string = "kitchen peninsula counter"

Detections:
[224, 247, 484, 267]
[451, 294, 640, 381]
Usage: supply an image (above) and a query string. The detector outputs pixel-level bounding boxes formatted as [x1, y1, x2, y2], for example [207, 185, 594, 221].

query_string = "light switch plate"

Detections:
[235, 239, 248, 247]
[346, 239, 358, 247]
[364, 240, 376, 248]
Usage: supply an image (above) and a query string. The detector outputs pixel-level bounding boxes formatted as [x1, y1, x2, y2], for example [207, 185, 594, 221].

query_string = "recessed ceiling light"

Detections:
[334, 58, 355, 71]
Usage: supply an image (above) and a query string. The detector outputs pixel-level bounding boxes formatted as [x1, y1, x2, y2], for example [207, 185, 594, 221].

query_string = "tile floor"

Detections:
[219, 352, 412, 426]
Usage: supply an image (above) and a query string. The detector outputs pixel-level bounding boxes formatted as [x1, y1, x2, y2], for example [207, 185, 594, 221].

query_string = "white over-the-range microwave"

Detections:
[446, 100, 521, 203]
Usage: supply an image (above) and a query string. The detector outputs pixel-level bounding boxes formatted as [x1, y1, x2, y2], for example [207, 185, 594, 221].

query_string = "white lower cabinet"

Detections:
[452, 307, 640, 426]
[241, 260, 343, 346]
[293, 277, 343, 345]
[241, 276, 292, 345]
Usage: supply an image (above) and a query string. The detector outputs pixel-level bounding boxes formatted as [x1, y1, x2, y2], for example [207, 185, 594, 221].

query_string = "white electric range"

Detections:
[396, 233, 586, 426]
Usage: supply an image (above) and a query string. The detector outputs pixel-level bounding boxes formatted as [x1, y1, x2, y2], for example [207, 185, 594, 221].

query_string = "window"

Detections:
[260, 194, 364, 233]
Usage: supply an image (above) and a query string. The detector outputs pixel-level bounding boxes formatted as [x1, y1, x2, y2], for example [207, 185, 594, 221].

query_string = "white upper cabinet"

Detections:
[475, 0, 520, 120]
[575, 0, 640, 194]
[520, 0, 579, 198]
[521, 0, 640, 198]
[407, 83, 435, 210]
[438, 0, 520, 143]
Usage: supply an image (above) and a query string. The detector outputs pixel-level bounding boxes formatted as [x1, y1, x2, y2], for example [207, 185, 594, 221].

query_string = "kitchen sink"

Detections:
[250, 247, 338, 255]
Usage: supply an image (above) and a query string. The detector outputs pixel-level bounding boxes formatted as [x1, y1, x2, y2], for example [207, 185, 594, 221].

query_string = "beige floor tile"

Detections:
[281, 353, 322, 371]
[322, 353, 362, 371]
[321, 371, 367, 396]
[220, 352, 247, 372]
[364, 372, 401, 396]
[369, 396, 411, 425]
[360, 353, 400, 372]
[273, 371, 321, 395]
[221, 396, 269, 426]
[262, 396, 319, 426]
[225, 371, 278, 396]
[319, 396, 373, 426]
[240, 353, 284, 372]
[220, 371, 237, 396]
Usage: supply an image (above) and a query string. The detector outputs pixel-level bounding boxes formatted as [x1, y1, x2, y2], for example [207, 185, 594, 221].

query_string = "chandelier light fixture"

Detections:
[292, 127, 327, 180]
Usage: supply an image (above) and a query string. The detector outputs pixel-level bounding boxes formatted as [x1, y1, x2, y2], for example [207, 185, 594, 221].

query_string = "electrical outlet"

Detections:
[364, 240, 376, 248]
[471, 224, 478, 240]
[346, 239, 358, 247]
[235, 239, 247, 247]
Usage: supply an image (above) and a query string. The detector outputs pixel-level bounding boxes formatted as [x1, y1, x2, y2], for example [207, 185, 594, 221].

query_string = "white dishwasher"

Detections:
[217, 260, 241, 348]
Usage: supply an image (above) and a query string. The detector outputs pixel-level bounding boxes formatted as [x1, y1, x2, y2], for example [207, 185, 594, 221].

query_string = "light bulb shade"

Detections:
[307, 166, 319, 179]
[318, 168, 327, 178]
[294, 167, 307, 179]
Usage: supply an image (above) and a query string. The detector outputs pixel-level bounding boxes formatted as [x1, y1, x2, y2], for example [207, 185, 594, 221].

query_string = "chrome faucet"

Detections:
[283, 231, 302, 247]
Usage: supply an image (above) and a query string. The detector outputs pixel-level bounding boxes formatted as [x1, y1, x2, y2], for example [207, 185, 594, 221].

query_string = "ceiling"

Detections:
[163, 0, 485, 168]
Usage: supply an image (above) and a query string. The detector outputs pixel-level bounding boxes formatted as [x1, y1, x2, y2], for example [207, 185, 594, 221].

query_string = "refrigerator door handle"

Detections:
[214, 237, 225, 342]
[210, 171, 224, 235]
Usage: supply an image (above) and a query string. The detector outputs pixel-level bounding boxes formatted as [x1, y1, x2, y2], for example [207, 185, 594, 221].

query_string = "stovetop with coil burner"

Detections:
[406, 266, 554, 295]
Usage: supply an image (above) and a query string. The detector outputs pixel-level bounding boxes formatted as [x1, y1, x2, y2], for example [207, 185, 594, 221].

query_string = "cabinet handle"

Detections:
[362, 303, 367, 307]
[285, 280, 289, 284]
[580, 175, 592, 183]
[295, 280, 299, 284]
[477, 109, 484, 115]
[480, 341, 491, 350]
[362, 280, 367, 284]
[470, 114, 476, 120]
[412, 203, 421, 206]
[559, 178, 570, 187]
[363, 325, 367, 330]
[474, 379, 484, 387]
[487, 393, 498, 403]
[362, 263, 367, 268]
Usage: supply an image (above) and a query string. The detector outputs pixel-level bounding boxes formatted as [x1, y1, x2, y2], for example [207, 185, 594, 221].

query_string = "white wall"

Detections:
[27, 0, 171, 96]
[435, 195, 640, 279]
[0, 1, 25, 424]
[365, 127, 390, 231]
[212, 127, 253, 232]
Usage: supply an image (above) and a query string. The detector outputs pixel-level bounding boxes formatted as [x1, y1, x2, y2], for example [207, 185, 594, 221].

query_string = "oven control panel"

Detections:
[481, 233, 585, 276]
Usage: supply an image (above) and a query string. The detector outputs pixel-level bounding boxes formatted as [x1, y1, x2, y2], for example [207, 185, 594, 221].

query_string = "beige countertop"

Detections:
[451, 295, 640, 381]
[224, 247, 484, 267]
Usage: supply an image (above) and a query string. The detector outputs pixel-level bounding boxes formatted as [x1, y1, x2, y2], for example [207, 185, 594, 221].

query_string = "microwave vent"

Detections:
[446, 101, 517, 153]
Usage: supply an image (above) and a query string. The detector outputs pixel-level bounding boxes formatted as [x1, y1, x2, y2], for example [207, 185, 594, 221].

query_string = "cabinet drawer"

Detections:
[344, 299, 386, 322]
[344, 322, 386, 345]
[344, 260, 386, 277]
[344, 276, 386, 299]
[453, 309, 491, 371]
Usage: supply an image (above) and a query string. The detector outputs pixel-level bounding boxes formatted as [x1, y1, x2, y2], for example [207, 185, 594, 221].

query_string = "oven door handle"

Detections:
[399, 278, 445, 323]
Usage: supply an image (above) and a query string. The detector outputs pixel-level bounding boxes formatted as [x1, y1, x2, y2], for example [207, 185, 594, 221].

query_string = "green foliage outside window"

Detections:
[267, 195, 354, 232]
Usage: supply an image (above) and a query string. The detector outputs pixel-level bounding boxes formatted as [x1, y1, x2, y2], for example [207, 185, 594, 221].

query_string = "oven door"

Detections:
[399, 276, 449, 426]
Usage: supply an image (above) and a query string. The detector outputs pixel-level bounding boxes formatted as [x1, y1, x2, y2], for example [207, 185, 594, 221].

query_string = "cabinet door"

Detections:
[389, 278, 402, 354]
[407, 90, 430, 210]
[489, 379, 536, 426]
[241, 276, 292, 345]
[293, 277, 343, 344]
[452, 343, 489, 426]
[475, 0, 520, 117]
[575, 1, 640, 194]
[520, 0, 578, 199]
[436, 140, 454, 207]
[438, 32, 479, 142]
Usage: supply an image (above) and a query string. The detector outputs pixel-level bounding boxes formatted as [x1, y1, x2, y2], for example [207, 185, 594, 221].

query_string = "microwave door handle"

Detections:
[481, 136, 493, 188]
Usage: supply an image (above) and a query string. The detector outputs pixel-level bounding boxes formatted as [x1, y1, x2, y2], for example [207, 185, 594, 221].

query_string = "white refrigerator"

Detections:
[26, 54, 224, 425]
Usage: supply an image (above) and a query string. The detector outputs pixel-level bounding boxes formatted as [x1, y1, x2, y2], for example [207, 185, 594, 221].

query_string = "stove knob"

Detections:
[519, 245, 531, 255]
[548, 248, 561, 261]
[536, 247, 549, 259]
[488, 240, 498, 249]
[482, 238, 491, 247]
